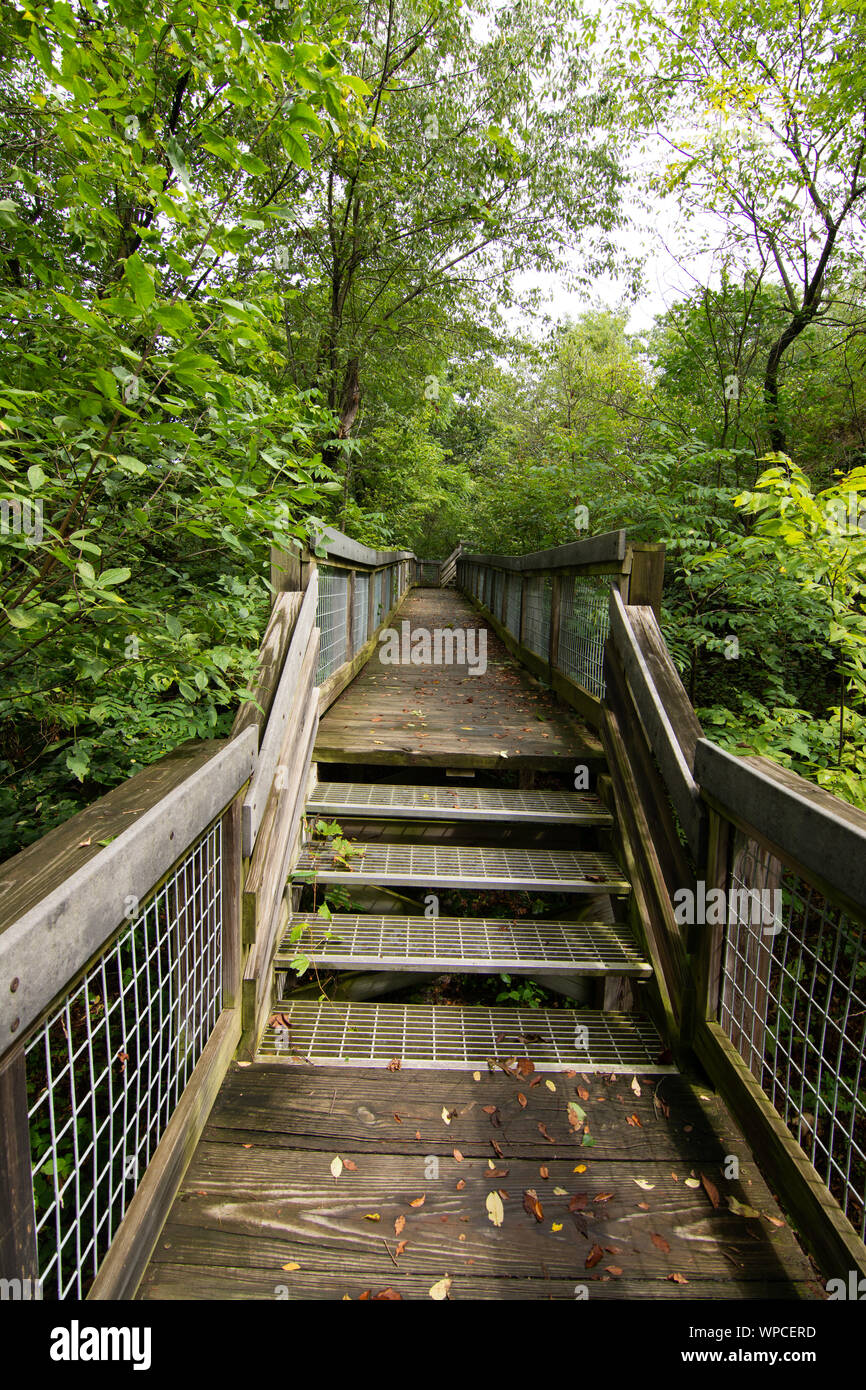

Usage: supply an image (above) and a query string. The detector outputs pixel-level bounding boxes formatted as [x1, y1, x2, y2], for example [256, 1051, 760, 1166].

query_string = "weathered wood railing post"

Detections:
[0, 1045, 39, 1294]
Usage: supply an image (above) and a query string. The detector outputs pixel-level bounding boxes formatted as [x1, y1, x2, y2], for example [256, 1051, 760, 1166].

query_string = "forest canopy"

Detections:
[1, 0, 865, 856]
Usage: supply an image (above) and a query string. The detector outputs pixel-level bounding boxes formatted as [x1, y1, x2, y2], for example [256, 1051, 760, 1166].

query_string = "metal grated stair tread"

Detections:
[277, 913, 651, 975]
[293, 842, 630, 893]
[258, 1002, 673, 1071]
[307, 781, 613, 824]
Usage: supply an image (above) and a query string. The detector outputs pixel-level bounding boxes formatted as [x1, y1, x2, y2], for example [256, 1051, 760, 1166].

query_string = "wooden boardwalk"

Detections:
[315, 588, 603, 770]
[140, 1063, 821, 1299]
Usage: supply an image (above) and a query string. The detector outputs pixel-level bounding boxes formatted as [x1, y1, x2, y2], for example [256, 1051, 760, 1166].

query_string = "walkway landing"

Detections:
[315, 589, 603, 770]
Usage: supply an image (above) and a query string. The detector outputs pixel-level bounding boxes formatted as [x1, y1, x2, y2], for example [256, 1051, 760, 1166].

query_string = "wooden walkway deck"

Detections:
[315, 589, 603, 770]
[140, 1063, 821, 1300]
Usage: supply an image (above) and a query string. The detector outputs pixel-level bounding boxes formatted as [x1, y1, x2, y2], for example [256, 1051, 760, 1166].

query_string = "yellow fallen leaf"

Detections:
[553, 1187, 568, 1195]
[441, 1106, 451, 1125]
[633, 1178, 655, 1190]
[429, 1275, 452, 1300]
[574, 1164, 587, 1173]
[486, 1191, 504, 1227]
[363, 1213, 381, 1221]
[281, 1262, 300, 1271]
[545, 1080, 556, 1092]
[330, 1156, 343, 1178]
[473, 1071, 481, 1081]
[631, 1075, 641, 1097]
[552, 1223, 563, 1232]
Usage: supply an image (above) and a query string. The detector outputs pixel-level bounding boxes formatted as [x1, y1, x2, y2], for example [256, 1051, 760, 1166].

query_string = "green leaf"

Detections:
[123, 252, 155, 311]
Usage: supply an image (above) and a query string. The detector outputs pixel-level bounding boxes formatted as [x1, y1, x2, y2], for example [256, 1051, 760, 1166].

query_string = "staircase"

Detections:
[256, 772, 674, 1075]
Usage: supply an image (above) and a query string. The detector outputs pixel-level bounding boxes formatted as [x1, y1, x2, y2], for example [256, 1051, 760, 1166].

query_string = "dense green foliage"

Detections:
[2, 0, 865, 858]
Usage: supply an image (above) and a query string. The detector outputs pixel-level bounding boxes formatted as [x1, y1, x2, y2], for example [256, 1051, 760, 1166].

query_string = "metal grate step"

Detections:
[278, 914, 651, 975]
[307, 782, 613, 825]
[293, 842, 630, 894]
[258, 1002, 673, 1072]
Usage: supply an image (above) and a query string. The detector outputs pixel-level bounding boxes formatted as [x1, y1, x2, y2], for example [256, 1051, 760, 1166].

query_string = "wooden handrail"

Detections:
[462, 529, 626, 572]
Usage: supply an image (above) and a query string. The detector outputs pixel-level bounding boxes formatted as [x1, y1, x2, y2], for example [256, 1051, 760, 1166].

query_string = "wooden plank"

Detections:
[608, 589, 705, 859]
[0, 730, 256, 1057]
[220, 795, 244, 1011]
[695, 739, 866, 918]
[230, 591, 303, 741]
[695, 1019, 866, 1282]
[628, 605, 704, 771]
[269, 545, 301, 599]
[242, 638, 319, 947]
[309, 524, 413, 569]
[242, 573, 318, 858]
[0, 1044, 38, 1287]
[625, 543, 665, 616]
[88, 1007, 242, 1300]
[462, 529, 627, 573]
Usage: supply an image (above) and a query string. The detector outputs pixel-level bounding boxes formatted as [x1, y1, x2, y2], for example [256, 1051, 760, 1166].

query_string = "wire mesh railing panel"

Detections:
[373, 569, 385, 627]
[523, 575, 551, 659]
[557, 575, 612, 701]
[505, 573, 521, 637]
[353, 572, 369, 650]
[492, 570, 505, 621]
[25, 821, 223, 1299]
[718, 831, 866, 1240]
[316, 566, 348, 684]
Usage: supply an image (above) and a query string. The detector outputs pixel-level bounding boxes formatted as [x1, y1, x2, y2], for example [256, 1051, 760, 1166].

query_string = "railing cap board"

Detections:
[462, 529, 626, 573]
[309, 524, 414, 569]
[695, 739, 866, 914]
[608, 587, 705, 858]
[0, 727, 256, 1058]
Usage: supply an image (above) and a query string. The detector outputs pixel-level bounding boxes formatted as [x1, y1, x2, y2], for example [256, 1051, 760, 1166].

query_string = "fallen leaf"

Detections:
[409, 1195, 426, 1208]
[728, 1195, 761, 1219]
[393, 1113, 402, 1123]
[330, 1156, 343, 1178]
[700, 1173, 721, 1210]
[668, 1272, 688, 1284]
[395, 1241, 408, 1257]
[638, 1202, 650, 1210]
[395, 1215, 405, 1237]
[364, 1213, 381, 1222]
[626, 1113, 642, 1127]
[523, 1189, 544, 1222]
[606, 1265, 622, 1276]
[634, 1178, 655, 1191]
[684, 1177, 701, 1189]
[343, 1159, 358, 1172]
[545, 1080, 556, 1092]
[491, 1138, 504, 1159]
[552, 1222, 564, 1232]
[554, 1187, 568, 1195]
[765, 1214, 785, 1228]
[487, 1167, 508, 1178]
[481, 1104, 497, 1114]
[388, 1058, 401, 1072]
[456, 1179, 466, 1191]
[429, 1276, 452, 1301]
[631, 1075, 641, 1098]
[567, 1101, 586, 1131]
[473, 1071, 481, 1081]
[529, 1075, 543, 1088]
[569, 1193, 588, 1211]
[441, 1106, 451, 1125]
[537, 1122, 556, 1144]
[281, 1262, 300, 1271]
[594, 1192, 614, 1203]
[453, 1149, 464, 1162]
[517, 1092, 528, 1109]
[414, 1131, 421, 1141]
[577, 1086, 589, 1101]
[517, 1057, 535, 1077]
[539, 1166, 549, 1179]
[651, 1232, 671, 1253]
[486, 1191, 505, 1227]
[574, 1164, 587, 1174]
[585, 1243, 603, 1269]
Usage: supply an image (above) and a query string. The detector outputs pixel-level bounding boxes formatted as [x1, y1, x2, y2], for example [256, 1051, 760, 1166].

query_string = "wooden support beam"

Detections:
[0, 1044, 38, 1290]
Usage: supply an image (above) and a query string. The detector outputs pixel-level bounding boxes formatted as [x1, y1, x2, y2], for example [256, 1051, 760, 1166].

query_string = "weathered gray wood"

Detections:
[462, 529, 626, 573]
[269, 545, 302, 599]
[309, 524, 413, 569]
[88, 1007, 242, 1300]
[625, 543, 665, 616]
[695, 1019, 866, 1282]
[608, 589, 705, 859]
[242, 574, 318, 858]
[243, 635, 319, 946]
[695, 739, 866, 916]
[230, 591, 303, 741]
[0, 1044, 38, 1286]
[220, 796, 243, 1011]
[0, 729, 256, 1058]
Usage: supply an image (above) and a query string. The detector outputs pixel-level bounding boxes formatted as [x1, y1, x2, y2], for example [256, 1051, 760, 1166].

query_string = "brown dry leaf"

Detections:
[491, 1138, 504, 1159]
[415, 1131, 421, 1141]
[577, 1086, 589, 1101]
[395, 1215, 405, 1237]
[594, 1192, 615, 1203]
[637, 1202, 650, 1211]
[453, 1149, 464, 1162]
[651, 1232, 671, 1254]
[343, 1159, 358, 1172]
[523, 1189, 544, 1222]
[517, 1092, 528, 1109]
[606, 1265, 623, 1276]
[498, 1189, 509, 1200]
[585, 1243, 603, 1269]
[375, 1287, 402, 1300]
[700, 1173, 721, 1210]
[517, 1057, 535, 1078]
[481, 1104, 497, 1114]
[539, 1165, 549, 1179]
[395, 1241, 408, 1257]
[409, 1195, 426, 1208]
[359, 1290, 371, 1300]
[537, 1122, 556, 1144]
[569, 1193, 588, 1212]
[456, 1179, 466, 1191]
[387, 1058, 401, 1072]
[529, 1075, 543, 1089]
[626, 1113, 642, 1127]
[668, 1272, 688, 1285]
[488, 1166, 508, 1178]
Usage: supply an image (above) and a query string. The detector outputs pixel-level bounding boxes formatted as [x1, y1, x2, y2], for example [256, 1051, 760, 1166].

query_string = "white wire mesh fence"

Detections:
[315, 562, 408, 686]
[718, 831, 866, 1241]
[24, 821, 224, 1299]
[315, 566, 348, 684]
[558, 575, 611, 701]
